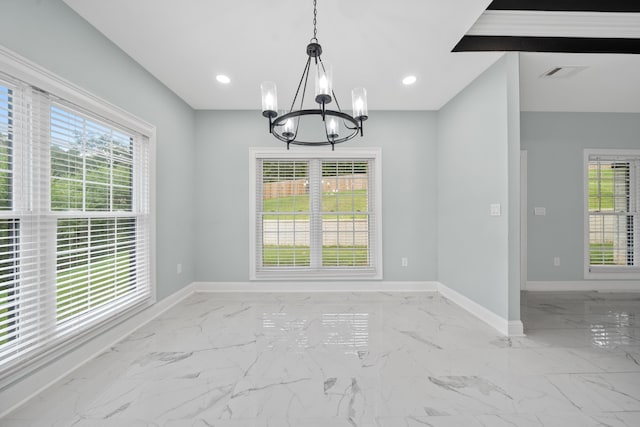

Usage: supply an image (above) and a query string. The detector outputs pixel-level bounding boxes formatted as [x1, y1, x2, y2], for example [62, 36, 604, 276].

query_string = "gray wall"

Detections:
[194, 110, 438, 283]
[0, 0, 197, 299]
[522, 112, 640, 282]
[437, 55, 520, 320]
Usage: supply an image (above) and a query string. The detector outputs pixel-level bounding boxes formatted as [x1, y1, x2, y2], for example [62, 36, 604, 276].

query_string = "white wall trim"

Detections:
[508, 320, 525, 336]
[583, 149, 640, 281]
[194, 282, 527, 336]
[192, 281, 438, 293]
[525, 280, 640, 292]
[437, 282, 524, 336]
[0, 283, 197, 418]
[0, 45, 154, 136]
[248, 147, 384, 281]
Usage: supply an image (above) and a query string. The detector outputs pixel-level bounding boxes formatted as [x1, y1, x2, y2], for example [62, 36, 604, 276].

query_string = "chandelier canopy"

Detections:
[260, 0, 368, 150]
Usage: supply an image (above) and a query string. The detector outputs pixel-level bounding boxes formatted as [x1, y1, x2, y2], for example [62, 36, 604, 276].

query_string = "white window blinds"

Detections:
[251, 149, 382, 280]
[587, 151, 640, 273]
[0, 73, 152, 382]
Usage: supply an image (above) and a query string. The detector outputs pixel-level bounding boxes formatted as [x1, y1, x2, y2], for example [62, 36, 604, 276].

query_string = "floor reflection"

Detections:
[321, 312, 369, 355]
[260, 310, 369, 355]
[522, 291, 640, 348]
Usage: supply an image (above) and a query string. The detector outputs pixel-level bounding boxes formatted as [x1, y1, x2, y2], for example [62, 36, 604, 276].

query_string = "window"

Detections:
[585, 150, 640, 279]
[0, 53, 153, 383]
[250, 148, 382, 280]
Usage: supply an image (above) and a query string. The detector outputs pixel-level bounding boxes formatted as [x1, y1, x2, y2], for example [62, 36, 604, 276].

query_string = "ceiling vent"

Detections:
[540, 66, 588, 79]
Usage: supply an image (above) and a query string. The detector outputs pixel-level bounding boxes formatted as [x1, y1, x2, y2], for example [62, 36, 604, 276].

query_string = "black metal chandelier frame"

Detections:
[261, 0, 368, 150]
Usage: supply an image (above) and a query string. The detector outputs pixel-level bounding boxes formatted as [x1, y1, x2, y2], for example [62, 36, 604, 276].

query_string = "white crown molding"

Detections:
[467, 10, 640, 39]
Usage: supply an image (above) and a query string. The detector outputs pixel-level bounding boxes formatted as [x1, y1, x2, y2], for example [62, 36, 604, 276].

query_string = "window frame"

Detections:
[249, 147, 383, 281]
[584, 148, 640, 280]
[0, 45, 156, 386]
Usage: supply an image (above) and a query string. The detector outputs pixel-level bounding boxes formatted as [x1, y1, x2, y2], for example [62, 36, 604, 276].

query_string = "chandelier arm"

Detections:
[292, 115, 300, 142]
[291, 116, 300, 143]
[299, 57, 312, 113]
[289, 56, 312, 113]
[332, 90, 343, 112]
[291, 57, 313, 142]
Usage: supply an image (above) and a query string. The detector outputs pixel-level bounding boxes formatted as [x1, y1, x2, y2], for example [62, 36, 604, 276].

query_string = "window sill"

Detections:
[585, 267, 640, 280]
[252, 269, 382, 281]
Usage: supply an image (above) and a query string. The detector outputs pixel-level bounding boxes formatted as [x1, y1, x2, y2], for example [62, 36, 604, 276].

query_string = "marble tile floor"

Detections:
[3, 290, 640, 426]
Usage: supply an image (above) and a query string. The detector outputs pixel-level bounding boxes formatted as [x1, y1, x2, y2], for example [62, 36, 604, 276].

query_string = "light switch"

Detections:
[534, 207, 546, 216]
[490, 203, 501, 216]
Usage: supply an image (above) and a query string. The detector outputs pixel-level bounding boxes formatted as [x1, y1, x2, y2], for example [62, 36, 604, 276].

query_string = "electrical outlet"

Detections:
[534, 207, 546, 216]
[177, 263, 183, 274]
[401, 257, 408, 267]
[553, 257, 560, 266]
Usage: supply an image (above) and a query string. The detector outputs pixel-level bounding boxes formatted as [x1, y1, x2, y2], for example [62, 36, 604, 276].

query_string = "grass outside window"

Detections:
[263, 245, 369, 267]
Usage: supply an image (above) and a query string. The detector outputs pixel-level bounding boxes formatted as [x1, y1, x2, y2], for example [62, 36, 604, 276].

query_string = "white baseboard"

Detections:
[508, 320, 525, 336]
[525, 280, 640, 292]
[197, 281, 525, 336]
[0, 283, 197, 418]
[437, 282, 524, 337]
[192, 281, 439, 293]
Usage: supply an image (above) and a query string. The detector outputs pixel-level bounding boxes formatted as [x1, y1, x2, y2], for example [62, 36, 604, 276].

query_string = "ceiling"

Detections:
[63, 0, 640, 113]
[520, 52, 640, 113]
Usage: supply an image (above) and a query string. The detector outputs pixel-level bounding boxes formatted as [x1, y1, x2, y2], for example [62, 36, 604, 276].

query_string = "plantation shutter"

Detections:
[319, 160, 376, 272]
[0, 74, 152, 381]
[252, 151, 381, 279]
[257, 159, 311, 272]
[0, 77, 54, 371]
[588, 153, 640, 271]
[0, 78, 22, 356]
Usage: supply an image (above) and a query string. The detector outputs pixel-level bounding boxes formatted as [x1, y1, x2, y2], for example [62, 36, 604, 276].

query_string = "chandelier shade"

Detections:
[260, 0, 368, 150]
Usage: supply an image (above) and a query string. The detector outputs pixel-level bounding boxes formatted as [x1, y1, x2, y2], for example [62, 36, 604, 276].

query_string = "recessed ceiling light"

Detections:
[216, 74, 231, 84]
[402, 75, 417, 85]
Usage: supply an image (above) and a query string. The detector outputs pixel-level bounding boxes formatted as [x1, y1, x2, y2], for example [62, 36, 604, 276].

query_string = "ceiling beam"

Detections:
[454, 2, 640, 53]
[487, 0, 640, 13]
[453, 36, 640, 54]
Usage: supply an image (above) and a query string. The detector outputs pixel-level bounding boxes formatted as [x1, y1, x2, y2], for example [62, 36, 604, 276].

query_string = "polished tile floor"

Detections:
[3, 291, 640, 426]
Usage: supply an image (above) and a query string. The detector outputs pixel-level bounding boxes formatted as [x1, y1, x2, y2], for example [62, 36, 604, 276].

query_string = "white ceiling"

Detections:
[520, 52, 640, 113]
[63, 0, 640, 113]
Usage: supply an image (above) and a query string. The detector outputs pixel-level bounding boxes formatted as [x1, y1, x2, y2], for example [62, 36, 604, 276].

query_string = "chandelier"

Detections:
[260, 0, 368, 150]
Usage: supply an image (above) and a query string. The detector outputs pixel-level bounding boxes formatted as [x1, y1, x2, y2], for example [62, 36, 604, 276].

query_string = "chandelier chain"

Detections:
[312, 0, 318, 42]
